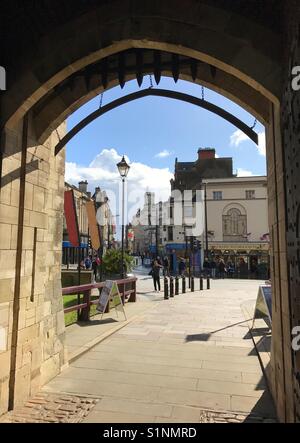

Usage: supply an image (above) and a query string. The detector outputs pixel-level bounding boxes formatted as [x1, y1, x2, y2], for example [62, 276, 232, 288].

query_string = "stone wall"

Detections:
[0, 117, 66, 414]
[280, 0, 300, 422]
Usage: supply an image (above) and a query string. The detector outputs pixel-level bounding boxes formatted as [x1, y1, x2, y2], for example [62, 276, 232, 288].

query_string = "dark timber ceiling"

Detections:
[0, 0, 284, 67]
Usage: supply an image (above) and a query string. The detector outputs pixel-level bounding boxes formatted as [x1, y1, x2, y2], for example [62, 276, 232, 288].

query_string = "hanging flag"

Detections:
[242, 233, 252, 238]
[260, 233, 270, 241]
[86, 200, 101, 250]
[64, 190, 80, 247]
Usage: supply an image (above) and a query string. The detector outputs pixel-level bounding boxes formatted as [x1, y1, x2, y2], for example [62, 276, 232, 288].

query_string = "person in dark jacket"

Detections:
[151, 259, 163, 291]
[210, 259, 216, 278]
[178, 259, 186, 276]
[218, 258, 226, 279]
[203, 258, 211, 277]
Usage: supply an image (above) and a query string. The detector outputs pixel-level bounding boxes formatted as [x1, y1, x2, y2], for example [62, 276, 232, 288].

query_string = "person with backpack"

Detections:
[84, 255, 92, 270]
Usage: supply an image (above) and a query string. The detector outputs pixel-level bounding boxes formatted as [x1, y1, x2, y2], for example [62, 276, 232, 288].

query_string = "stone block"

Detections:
[0, 182, 11, 205]
[0, 350, 11, 379]
[24, 182, 33, 210]
[0, 204, 18, 225]
[29, 211, 48, 229]
[18, 323, 39, 345]
[22, 227, 34, 250]
[0, 279, 14, 303]
[33, 185, 45, 212]
[0, 250, 17, 280]
[10, 186, 20, 207]
[10, 224, 18, 250]
[0, 378, 9, 416]
[0, 224, 12, 250]
[13, 363, 31, 407]
[40, 353, 61, 385]
[44, 301, 52, 317]
[0, 302, 9, 328]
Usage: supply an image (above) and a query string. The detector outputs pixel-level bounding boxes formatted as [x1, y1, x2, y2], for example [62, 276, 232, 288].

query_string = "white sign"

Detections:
[97, 280, 127, 320]
[252, 285, 272, 329]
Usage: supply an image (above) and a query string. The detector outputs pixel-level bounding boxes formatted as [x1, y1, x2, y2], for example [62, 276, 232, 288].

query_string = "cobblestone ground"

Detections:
[0, 392, 98, 423]
[0, 392, 276, 423]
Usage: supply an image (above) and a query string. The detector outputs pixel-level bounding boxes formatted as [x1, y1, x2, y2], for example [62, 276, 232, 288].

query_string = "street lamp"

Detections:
[117, 156, 130, 278]
[202, 181, 209, 259]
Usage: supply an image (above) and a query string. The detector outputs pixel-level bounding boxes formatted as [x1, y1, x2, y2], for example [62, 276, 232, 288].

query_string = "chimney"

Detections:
[197, 148, 215, 160]
[78, 180, 88, 193]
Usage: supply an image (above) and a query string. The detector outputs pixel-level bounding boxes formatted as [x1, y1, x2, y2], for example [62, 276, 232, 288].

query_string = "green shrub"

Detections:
[102, 249, 134, 276]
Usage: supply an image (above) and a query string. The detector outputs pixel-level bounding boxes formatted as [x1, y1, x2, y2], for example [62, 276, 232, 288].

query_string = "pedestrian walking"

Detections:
[92, 255, 99, 281]
[202, 258, 211, 277]
[210, 259, 216, 278]
[178, 258, 186, 276]
[218, 258, 226, 279]
[151, 259, 163, 291]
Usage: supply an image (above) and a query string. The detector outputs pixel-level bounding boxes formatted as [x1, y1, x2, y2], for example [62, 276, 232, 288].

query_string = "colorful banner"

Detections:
[64, 190, 80, 247]
[86, 200, 101, 250]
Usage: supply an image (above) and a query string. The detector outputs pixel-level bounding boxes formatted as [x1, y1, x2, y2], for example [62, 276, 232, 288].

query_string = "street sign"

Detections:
[252, 285, 272, 329]
[97, 280, 127, 320]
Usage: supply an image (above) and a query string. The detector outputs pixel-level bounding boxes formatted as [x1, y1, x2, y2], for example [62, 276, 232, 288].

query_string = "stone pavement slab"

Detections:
[43, 278, 276, 423]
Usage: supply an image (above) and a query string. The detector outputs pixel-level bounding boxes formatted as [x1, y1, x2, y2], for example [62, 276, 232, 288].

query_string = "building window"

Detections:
[169, 206, 173, 219]
[184, 205, 193, 218]
[213, 191, 222, 200]
[168, 226, 173, 241]
[223, 207, 247, 241]
[246, 190, 255, 199]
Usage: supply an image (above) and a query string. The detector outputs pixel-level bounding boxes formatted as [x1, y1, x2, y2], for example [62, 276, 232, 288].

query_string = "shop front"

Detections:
[209, 242, 270, 279]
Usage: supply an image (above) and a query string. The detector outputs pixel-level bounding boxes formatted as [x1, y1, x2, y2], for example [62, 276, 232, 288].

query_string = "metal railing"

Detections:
[62, 277, 137, 322]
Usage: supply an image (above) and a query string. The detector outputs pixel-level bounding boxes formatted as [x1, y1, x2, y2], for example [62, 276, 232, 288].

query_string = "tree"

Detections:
[102, 249, 134, 277]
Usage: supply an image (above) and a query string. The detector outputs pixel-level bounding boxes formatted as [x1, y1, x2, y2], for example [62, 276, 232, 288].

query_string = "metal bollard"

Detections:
[175, 276, 179, 295]
[200, 277, 203, 291]
[206, 277, 210, 290]
[169, 277, 174, 297]
[164, 277, 169, 299]
[182, 276, 186, 294]
[191, 276, 194, 292]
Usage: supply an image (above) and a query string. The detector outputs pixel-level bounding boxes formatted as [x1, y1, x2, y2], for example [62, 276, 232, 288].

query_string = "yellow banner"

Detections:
[86, 201, 100, 250]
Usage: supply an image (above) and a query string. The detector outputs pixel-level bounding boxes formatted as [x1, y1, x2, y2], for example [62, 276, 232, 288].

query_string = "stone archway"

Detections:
[0, 0, 299, 423]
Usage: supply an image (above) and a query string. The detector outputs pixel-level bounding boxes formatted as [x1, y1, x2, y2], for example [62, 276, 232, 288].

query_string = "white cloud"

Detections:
[257, 131, 266, 156]
[155, 149, 173, 158]
[65, 148, 173, 223]
[230, 130, 248, 147]
[236, 168, 255, 177]
[230, 129, 266, 157]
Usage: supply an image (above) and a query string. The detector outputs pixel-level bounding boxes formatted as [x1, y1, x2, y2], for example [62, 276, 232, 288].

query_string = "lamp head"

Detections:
[117, 156, 130, 178]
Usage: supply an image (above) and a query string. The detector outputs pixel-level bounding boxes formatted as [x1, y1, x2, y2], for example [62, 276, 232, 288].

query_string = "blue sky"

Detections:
[65, 76, 266, 223]
[66, 76, 266, 175]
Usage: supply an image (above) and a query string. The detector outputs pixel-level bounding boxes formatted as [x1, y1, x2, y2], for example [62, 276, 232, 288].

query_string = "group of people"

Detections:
[202, 257, 252, 278]
[202, 257, 227, 278]
[146, 253, 267, 291]
[80, 255, 101, 280]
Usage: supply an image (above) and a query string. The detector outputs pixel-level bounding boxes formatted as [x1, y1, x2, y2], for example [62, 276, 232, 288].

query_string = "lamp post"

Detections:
[203, 182, 209, 259]
[117, 156, 130, 279]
